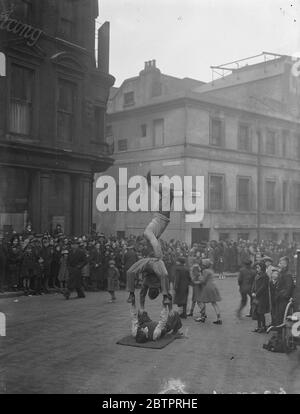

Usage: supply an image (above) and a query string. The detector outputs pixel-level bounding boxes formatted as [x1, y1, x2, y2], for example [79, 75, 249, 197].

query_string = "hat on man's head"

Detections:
[271, 266, 279, 273]
[279, 256, 289, 263]
[243, 258, 252, 265]
[202, 258, 212, 268]
[108, 259, 115, 266]
[177, 257, 186, 265]
[261, 256, 273, 263]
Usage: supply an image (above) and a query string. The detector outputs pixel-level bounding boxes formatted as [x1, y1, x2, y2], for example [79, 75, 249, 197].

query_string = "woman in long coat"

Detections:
[188, 262, 205, 318]
[58, 250, 69, 289]
[251, 261, 270, 333]
[197, 259, 222, 324]
[173, 257, 192, 318]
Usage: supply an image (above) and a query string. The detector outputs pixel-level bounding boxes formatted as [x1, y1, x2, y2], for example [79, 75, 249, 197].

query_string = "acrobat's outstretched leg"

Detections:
[143, 171, 172, 259]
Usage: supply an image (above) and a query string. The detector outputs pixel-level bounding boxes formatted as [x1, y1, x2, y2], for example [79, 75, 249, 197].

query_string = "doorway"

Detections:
[192, 228, 210, 244]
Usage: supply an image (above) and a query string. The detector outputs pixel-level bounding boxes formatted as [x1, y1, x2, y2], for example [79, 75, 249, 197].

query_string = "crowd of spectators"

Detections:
[0, 222, 298, 295]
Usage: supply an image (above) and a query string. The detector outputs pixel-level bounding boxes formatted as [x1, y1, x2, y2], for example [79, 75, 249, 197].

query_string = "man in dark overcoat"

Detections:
[236, 259, 256, 318]
[89, 242, 103, 290]
[64, 238, 87, 299]
[173, 257, 192, 318]
[271, 256, 294, 326]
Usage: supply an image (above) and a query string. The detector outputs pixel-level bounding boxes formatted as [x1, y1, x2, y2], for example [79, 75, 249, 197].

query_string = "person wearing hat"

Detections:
[6, 237, 23, 291]
[89, 241, 103, 291]
[58, 249, 69, 290]
[236, 258, 256, 318]
[195, 259, 222, 324]
[173, 257, 192, 319]
[268, 266, 280, 326]
[39, 237, 53, 293]
[64, 238, 87, 300]
[261, 256, 273, 280]
[251, 261, 270, 333]
[123, 242, 138, 278]
[188, 261, 206, 319]
[269, 256, 294, 327]
[106, 259, 120, 302]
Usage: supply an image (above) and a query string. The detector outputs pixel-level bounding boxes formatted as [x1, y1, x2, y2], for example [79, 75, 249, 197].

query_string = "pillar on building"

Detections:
[72, 174, 92, 235]
[29, 170, 51, 233]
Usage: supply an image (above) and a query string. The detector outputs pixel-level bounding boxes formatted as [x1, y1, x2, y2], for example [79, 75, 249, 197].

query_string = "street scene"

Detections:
[0, 0, 300, 396]
[1, 279, 299, 394]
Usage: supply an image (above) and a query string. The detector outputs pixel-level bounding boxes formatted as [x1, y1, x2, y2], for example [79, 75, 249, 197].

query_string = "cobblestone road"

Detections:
[0, 278, 299, 394]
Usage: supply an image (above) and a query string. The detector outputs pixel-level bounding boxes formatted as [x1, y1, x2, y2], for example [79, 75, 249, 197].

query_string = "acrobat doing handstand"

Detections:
[127, 171, 174, 306]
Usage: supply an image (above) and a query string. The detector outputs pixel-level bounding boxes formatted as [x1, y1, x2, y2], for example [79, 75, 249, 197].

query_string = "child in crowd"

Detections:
[107, 259, 120, 303]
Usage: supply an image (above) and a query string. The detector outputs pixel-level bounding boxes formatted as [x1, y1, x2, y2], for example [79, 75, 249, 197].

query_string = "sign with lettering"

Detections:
[0, 312, 6, 336]
[0, 7, 43, 47]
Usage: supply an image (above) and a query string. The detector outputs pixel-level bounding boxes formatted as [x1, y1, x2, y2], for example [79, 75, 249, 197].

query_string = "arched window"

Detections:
[0, 52, 6, 77]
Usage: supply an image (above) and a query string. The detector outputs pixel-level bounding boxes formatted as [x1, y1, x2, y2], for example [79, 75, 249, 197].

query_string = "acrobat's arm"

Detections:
[130, 303, 139, 337]
[152, 305, 169, 341]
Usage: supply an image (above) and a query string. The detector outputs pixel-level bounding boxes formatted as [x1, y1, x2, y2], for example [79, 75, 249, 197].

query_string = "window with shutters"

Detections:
[210, 118, 223, 147]
[13, 0, 33, 23]
[282, 181, 288, 212]
[123, 92, 135, 107]
[293, 182, 300, 212]
[118, 139, 127, 151]
[153, 119, 164, 146]
[141, 124, 147, 137]
[295, 134, 300, 160]
[57, 79, 76, 142]
[237, 177, 251, 211]
[238, 124, 251, 152]
[58, 0, 77, 41]
[9, 64, 34, 135]
[265, 130, 276, 155]
[209, 174, 224, 210]
[282, 130, 289, 158]
[265, 180, 276, 211]
[94, 107, 105, 142]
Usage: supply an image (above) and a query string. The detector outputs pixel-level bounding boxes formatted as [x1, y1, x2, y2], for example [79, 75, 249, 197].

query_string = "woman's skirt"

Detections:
[198, 281, 221, 303]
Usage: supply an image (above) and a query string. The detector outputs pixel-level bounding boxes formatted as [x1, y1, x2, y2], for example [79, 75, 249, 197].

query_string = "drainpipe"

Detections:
[257, 129, 262, 243]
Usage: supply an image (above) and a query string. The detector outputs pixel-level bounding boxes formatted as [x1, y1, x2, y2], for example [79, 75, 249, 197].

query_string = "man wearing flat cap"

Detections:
[64, 238, 87, 299]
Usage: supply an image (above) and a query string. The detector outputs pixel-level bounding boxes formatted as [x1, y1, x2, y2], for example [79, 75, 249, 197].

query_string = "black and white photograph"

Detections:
[0, 0, 300, 397]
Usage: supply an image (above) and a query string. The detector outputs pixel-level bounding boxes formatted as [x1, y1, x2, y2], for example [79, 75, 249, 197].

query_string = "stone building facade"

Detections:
[0, 0, 115, 235]
[95, 56, 300, 245]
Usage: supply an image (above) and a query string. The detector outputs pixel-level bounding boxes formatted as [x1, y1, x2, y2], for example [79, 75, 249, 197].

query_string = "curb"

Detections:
[0, 288, 58, 300]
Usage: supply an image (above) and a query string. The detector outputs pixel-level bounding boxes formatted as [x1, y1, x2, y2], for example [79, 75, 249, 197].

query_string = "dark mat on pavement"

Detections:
[116, 333, 178, 349]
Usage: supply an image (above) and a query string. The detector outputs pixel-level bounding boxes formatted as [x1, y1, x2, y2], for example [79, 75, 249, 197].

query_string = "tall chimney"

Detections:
[98, 21, 110, 73]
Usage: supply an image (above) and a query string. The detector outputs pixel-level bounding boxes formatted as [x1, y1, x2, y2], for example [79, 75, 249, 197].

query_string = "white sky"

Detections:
[98, 0, 300, 86]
